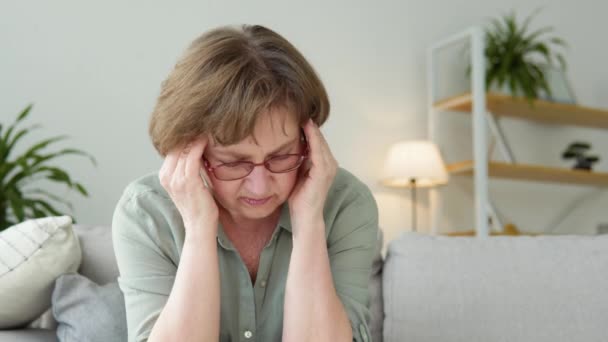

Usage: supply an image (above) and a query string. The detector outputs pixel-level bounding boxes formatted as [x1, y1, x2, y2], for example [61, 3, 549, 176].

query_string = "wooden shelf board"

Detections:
[434, 92, 608, 130]
[447, 160, 608, 187]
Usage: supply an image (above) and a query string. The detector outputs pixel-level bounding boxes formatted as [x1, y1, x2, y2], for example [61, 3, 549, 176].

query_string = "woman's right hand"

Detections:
[159, 137, 219, 235]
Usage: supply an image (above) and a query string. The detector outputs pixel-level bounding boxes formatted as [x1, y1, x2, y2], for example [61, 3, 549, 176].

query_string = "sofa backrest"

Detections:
[74, 224, 119, 285]
[382, 232, 608, 342]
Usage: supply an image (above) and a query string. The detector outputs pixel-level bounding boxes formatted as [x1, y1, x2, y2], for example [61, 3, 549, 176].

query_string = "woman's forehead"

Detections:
[209, 110, 300, 151]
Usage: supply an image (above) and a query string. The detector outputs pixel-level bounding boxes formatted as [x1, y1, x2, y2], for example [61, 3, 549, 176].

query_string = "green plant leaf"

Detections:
[1, 105, 95, 227]
[1, 105, 33, 156]
[22, 188, 75, 211]
[490, 18, 506, 38]
[528, 63, 551, 96]
[75, 182, 88, 196]
[6, 189, 25, 222]
[5, 165, 73, 193]
[556, 54, 567, 70]
[21, 135, 70, 160]
[29, 148, 97, 170]
[16, 104, 33, 123]
[23, 198, 63, 217]
[523, 26, 554, 46]
[508, 71, 519, 96]
[0, 218, 17, 231]
[550, 37, 567, 47]
[519, 7, 543, 37]
[514, 65, 536, 101]
[0, 135, 69, 182]
[1, 124, 43, 161]
[480, 9, 567, 104]
[505, 12, 517, 37]
[4, 124, 42, 158]
[526, 42, 552, 64]
[569, 142, 591, 149]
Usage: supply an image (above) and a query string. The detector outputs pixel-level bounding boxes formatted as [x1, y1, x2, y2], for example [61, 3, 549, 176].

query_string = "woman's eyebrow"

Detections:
[215, 137, 299, 158]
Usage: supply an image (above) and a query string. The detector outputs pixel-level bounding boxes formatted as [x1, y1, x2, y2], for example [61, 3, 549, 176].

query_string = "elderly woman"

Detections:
[112, 24, 378, 342]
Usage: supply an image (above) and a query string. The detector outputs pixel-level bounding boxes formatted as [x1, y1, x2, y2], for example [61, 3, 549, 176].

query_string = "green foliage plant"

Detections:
[0, 104, 96, 231]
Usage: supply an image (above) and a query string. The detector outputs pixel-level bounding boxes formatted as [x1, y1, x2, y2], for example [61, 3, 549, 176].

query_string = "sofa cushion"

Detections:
[383, 232, 608, 342]
[0, 216, 81, 329]
[52, 273, 127, 342]
[0, 328, 57, 342]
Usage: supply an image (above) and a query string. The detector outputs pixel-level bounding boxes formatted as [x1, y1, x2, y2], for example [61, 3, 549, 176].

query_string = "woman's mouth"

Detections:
[241, 196, 271, 206]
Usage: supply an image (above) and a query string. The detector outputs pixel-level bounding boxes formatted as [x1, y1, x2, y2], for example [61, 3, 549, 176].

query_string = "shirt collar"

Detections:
[278, 201, 292, 233]
[216, 202, 292, 250]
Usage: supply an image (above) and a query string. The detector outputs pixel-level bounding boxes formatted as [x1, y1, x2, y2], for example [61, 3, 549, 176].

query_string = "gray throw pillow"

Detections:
[52, 273, 127, 342]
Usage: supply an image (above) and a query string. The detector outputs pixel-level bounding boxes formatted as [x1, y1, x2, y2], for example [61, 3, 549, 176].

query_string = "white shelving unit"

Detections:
[427, 26, 608, 237]
[428, 26, 490, 237]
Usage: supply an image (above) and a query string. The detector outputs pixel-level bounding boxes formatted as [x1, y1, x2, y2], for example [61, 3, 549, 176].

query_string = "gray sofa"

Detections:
[0, 224, 120, 342]
[3, 225, 608, 342]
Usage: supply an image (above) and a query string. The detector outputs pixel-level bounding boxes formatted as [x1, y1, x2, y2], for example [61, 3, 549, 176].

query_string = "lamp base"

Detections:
[410, 179, 417, 232]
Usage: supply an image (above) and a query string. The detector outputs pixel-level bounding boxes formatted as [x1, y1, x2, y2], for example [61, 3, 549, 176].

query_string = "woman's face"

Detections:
[203, 107, 304, 223]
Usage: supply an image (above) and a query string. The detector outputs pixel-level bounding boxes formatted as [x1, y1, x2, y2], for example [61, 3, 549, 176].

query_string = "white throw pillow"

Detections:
[0, 216, 82, 329]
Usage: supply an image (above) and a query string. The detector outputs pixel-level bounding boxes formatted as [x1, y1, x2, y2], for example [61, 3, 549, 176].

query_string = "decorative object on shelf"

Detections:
[381, 140, 448, 232]
[445, 223, 539, 236]
[472, 9, 568, 103]
[0, 104, 96, 231]
[561, 141, 600, 171]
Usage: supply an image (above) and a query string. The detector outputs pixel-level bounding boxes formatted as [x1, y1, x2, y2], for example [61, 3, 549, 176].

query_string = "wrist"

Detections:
[292, 218, 325, 241]
[184, 219, 218, 242]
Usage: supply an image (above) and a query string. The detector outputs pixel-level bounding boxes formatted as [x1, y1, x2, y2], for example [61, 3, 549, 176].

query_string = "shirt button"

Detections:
[244, 330, 253, 339]
[260, 280, 267, 288]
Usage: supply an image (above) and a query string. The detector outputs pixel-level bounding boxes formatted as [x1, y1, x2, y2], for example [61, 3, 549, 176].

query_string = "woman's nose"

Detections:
[244, 164, 272, 195]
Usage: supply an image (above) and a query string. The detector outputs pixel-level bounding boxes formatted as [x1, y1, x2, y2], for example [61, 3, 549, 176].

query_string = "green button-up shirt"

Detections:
[112, 167, 378, 342]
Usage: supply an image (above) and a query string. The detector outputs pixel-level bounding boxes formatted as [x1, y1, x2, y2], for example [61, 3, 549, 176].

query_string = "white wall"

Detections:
[2, 0, 607, 249]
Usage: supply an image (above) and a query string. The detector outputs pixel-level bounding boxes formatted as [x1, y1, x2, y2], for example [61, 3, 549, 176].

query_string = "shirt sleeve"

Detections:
[112, 189, 178, 342]
[327, 186, 379, 342]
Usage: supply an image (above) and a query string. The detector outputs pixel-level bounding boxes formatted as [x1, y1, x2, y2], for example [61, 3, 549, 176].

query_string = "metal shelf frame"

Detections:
[427, 26, 490, 237]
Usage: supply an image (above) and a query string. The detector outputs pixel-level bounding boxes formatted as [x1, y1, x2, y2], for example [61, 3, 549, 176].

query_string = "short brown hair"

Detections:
[149, 24, 330, 156]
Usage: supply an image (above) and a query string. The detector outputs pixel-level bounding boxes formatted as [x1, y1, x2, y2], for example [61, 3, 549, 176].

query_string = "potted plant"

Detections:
[561, 141, 600, 171]
[468, 10, 568, 103]
[0, 104, 96, 231]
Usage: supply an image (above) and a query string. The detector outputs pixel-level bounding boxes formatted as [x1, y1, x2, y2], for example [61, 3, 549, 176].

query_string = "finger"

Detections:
[195, 137, 215, 189]
[159, 150, 180, 185]
[306, 119, 336, 172]
[313, 124, 333, 164]
[185, 137, 207, 179]
[303, 119, 324, 169]
[199, 167, 213, 189]
[174, 142, 191, 181]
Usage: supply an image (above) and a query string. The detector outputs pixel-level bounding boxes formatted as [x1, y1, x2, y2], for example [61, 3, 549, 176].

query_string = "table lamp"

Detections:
[381, 140, 449, 232]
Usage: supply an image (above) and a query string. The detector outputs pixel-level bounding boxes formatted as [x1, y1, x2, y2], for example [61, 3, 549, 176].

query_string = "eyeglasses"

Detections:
[203, 135, 309, 181]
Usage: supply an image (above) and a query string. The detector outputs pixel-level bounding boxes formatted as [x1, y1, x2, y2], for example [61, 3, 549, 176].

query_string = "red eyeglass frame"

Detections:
[202, 131, 309, 181]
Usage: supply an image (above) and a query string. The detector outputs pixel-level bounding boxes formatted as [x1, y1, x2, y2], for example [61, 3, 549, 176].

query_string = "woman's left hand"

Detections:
[288, 118, 338, 233]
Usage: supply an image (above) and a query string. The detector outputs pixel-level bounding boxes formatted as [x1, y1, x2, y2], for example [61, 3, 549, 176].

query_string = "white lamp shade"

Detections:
[381, 140, 449, 188]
